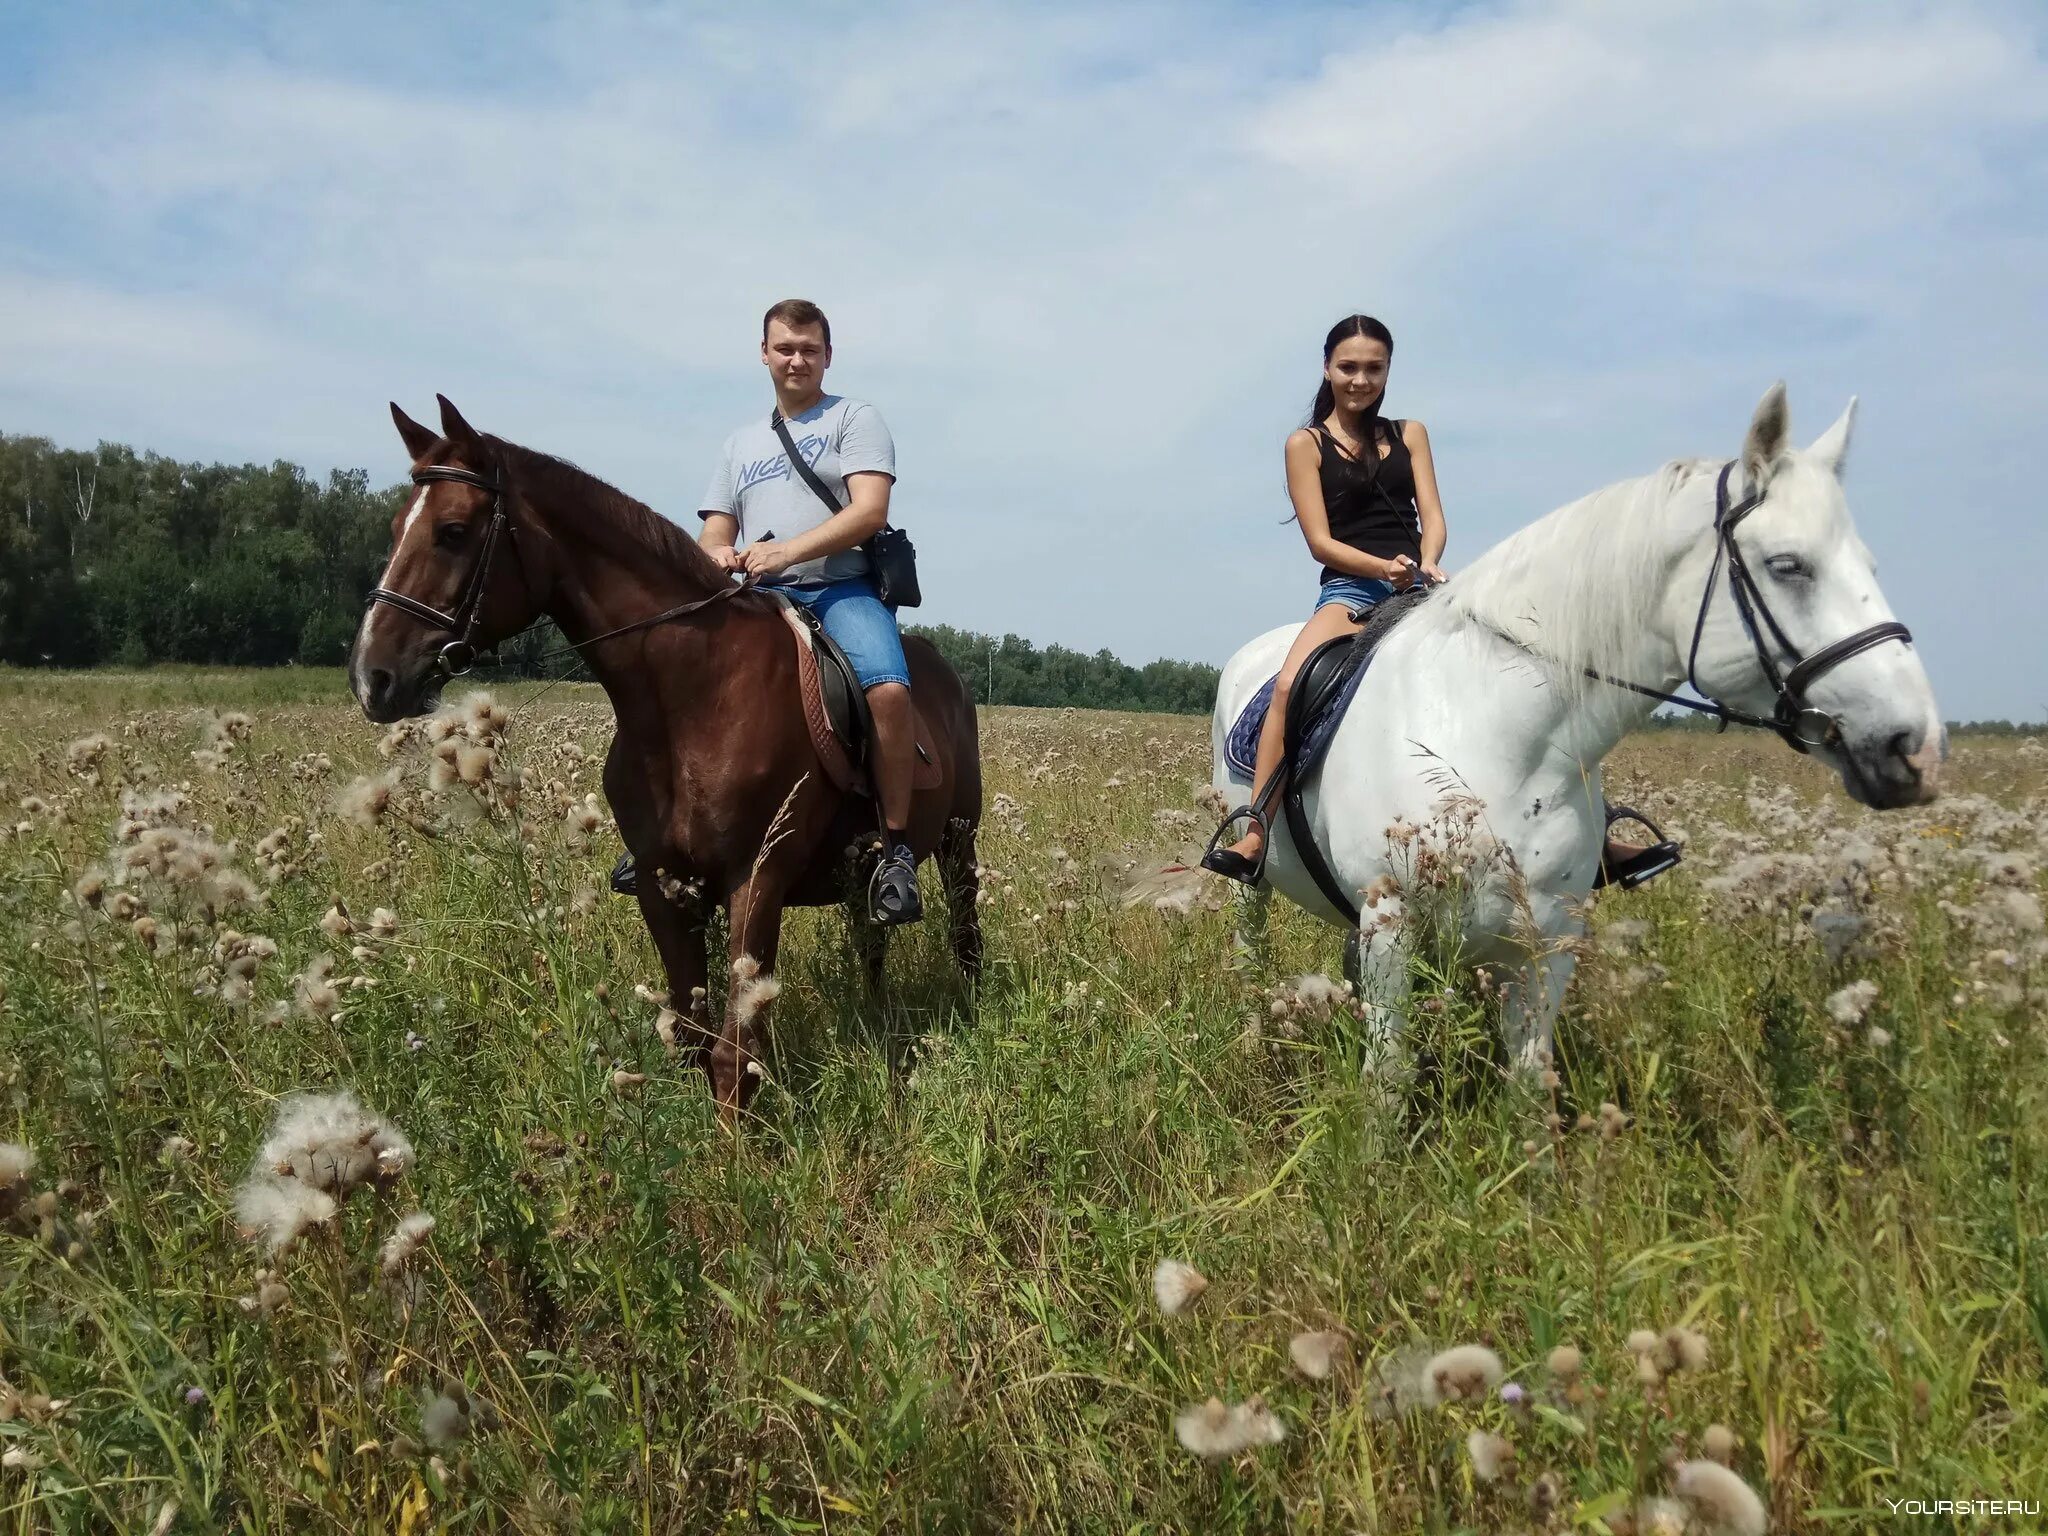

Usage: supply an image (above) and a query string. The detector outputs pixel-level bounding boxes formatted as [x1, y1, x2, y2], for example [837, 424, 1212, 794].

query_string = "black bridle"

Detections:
[364, 462, 752, 678]
[365, 465, 512, 677]
[1583, 461, 1912, 753]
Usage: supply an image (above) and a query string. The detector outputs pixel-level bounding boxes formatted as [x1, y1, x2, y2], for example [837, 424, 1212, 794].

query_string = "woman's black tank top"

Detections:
[1314, 418, 1421, 582]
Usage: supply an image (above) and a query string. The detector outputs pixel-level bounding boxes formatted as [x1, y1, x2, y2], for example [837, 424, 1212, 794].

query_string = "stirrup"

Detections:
[1594, 803, 1682, 892]
[868, 850, 925, 927]
[1200, 805, 1270, 887]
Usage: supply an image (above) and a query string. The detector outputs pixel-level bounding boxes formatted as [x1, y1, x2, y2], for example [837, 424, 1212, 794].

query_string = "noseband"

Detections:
[1593, 461, 1912, 752]
[364, 465, 514, 677]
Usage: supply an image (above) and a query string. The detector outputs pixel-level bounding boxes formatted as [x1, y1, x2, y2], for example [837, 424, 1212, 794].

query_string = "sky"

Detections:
[2, 0, 2043, 720]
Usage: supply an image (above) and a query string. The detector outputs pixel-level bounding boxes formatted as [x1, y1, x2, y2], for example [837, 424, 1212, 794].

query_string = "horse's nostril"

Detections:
[367, 668, 395, 706]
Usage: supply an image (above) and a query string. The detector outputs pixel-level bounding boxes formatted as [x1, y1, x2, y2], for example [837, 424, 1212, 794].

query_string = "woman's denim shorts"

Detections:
[1315, 575, 1399, 619]
[774, 578, 910, 689]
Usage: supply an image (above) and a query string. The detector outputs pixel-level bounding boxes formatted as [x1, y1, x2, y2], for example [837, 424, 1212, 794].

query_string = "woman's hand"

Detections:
[1420, 560, 1448, 585]
[739, 540, 796, 579]
[1385, 554, 1419, 590]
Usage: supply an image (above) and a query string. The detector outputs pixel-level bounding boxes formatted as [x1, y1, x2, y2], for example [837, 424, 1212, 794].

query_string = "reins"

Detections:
[364, 462, 754, 682]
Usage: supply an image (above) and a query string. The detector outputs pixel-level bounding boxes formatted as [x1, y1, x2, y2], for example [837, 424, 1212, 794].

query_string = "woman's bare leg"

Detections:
[1224, 603, 1364, 862]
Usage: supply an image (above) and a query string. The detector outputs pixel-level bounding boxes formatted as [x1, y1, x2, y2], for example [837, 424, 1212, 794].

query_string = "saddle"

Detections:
[767, 594, 941, 797]
[1223, 586, 1436, 921]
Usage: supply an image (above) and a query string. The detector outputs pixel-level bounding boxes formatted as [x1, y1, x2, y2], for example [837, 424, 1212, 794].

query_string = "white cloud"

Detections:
[1, 0, 2041, 716]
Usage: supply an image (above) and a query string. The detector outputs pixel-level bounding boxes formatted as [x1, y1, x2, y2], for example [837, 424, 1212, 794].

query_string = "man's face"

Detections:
[762, 319, 830, 394]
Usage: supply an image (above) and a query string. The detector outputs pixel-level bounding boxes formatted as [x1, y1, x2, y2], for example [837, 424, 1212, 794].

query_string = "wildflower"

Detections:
[183, 1386, 208, 1407]
[66, 733, 111, 781]
[1701, 1423, 1737, 1465]
[653, 1007, 681, 1055]
[369, 908, 400, 941]
[1422, 1344, 1503, 1405]
[339, 770, 401, 827]
[565, 799, 602, 849]
[259, 1089, 414, 1194]
[320, 904, 354, 939]
[610, 1069, 647, 1095]
[380, 1212, 437, 1274]
[0, 1143, 33, 1222]
[1499, 1381, 1527, 1406]
[422, 1391, 471, 1449]
[1599, 1102, 1629, 1140]
[1672, 1459, 1767, 1536]
[1628, 1328, 1676, 1380]
[1151, 1258, 1208, 1316]
[159, 1135, 197, 1165]
[1666, 1326, 1710, 1373]
[728, 955, 782, 1027]
[1825, 979, 1880, 1027]
[1547, 1343, 1582, 1381]
[234, 1176, 337, 1255]
[1289, 1330, 1346, 1380]
[405, 1031, 428, 1053]
[1867, 1025, 1893, 1049]
[294, 956, 341, 1022]
[1631, 1497, 1692, 1536]
[1465, 1429, 1515, 1482]
[2, 1447, 44, 1472]
[1173, 1395, 1286, 1458]
[73, 871, 106, 909]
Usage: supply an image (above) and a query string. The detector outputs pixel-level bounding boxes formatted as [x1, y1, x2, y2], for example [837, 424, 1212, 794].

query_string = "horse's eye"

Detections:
[1766, 554, 1811, 582]
[434, 522, 469, 549]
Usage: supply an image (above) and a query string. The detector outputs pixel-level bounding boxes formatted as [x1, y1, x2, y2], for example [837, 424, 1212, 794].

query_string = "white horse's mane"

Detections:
[1414, 456, 1721, 702]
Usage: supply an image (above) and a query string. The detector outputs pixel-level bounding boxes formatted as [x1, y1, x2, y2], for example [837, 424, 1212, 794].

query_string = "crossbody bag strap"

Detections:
[771, 410, 844, 514]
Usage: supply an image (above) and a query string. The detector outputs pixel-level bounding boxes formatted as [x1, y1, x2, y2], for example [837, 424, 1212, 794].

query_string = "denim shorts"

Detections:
[774, 578, 910, 689]
[1315, 575, 1399, 619]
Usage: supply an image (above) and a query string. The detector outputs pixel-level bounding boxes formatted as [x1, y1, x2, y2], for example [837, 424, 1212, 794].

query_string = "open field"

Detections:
[1, 668, 2044, 1533]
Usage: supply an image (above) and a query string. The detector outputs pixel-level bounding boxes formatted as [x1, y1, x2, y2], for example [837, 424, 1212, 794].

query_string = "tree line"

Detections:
[0, 432, 1221, 713]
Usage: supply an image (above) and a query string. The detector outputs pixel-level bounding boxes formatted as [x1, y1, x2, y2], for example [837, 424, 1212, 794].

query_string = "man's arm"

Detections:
[739, 474, 890, 578]
[699, 511, 744, 573]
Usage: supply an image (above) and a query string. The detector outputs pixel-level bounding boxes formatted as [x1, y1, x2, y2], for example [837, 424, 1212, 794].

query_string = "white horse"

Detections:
[1210, 384, 1943, 1073]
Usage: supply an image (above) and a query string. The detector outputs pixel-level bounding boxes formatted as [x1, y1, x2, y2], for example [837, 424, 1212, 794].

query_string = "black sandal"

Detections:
[610, 851, 638, 896]
[869, 848, 925, 926]
[1593, 803, 1682, 891]
[1200, 806, 1271, 887]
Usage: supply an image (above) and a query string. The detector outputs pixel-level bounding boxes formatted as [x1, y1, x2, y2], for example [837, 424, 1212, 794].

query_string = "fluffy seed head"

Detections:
[1422, 1344, 1504, 1406]
[1465, 1429, 1515, 1482]
[1547, 1344, 1582, 1381]
[1289, 1330, 1347, 1381]
[234, 1175, 338, 1255]
[1673, 1459, 1767, 1536]
[380, 1211, 437, 1274]
[1151, 1258, 1208, 1316]
[1701, 1423, 1738, 1465]
[1173, 1396, 1286, 1458]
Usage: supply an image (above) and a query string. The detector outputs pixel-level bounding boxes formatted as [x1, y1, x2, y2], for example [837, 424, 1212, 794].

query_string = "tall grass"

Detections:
[0, 673, 2042, 1531]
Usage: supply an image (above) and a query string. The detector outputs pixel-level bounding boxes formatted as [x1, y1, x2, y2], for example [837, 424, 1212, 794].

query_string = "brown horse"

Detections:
[349, 396, 983, 1113]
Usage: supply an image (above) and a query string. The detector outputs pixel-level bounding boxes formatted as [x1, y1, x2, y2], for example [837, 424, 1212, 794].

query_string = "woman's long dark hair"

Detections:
[1308, 313, 1395, 425]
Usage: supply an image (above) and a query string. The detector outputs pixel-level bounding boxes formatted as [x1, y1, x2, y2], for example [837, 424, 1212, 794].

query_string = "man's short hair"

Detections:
[763, 299, 831, 349]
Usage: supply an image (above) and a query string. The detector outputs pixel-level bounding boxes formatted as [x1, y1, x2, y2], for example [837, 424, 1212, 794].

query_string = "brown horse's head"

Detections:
[350, 396, 544, 722]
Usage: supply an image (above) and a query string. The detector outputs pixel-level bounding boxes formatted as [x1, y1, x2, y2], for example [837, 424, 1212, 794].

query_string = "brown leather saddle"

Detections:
[772, 596, 941, 797]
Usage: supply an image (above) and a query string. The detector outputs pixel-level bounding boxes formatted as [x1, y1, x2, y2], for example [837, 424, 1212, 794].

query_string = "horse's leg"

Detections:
[848, 903, 889, 993]
[939, 815, 983, 982]
[636, 885, 712, 1066]
[712, 877, 788, 1117]
[1353, 898, 1416, 1110]
[1500, 941, 1579, 1077]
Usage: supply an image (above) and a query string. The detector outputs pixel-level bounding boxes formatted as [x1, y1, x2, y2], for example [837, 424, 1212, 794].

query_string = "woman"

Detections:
[1202, 314, 1679, 893]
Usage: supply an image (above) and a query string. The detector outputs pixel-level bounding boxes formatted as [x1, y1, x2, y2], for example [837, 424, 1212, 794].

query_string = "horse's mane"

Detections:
[1411, 457, 1718, 701]
[495, 436, 723, 588]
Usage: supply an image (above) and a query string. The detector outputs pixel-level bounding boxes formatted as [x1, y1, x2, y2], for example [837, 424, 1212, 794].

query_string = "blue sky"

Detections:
[3, 0, 2043, 719]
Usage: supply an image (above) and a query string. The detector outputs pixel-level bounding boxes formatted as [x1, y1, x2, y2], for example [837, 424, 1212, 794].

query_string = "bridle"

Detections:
[365, 465, 513, 677]
[1581, 460, 1912, 753]
[364, 461, 751, 678]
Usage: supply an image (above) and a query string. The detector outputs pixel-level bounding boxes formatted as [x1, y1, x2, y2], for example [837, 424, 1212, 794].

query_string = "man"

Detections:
[697, 298, 923, 924]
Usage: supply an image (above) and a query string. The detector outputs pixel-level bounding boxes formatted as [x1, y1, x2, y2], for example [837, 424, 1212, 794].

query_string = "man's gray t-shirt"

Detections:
[697, 395, 896, 587]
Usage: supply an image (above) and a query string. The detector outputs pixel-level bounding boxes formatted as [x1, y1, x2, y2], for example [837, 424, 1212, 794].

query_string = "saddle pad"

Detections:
[1224, 657, 1373, 783]
[1223, 586, 1436, 783]
[767, 595, 941, 794]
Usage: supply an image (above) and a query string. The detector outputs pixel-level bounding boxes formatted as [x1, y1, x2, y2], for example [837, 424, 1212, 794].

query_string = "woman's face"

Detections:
[1325, 336, 1391, 414]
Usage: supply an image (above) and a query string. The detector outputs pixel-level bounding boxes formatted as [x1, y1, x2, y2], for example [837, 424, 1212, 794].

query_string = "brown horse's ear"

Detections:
[436, 394, 480, 447]
[391, 402, 437, 461]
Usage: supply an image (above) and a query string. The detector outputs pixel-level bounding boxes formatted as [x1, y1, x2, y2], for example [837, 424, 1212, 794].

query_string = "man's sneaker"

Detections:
[610, 852, 638, 896]
[869, 847, 924, 926]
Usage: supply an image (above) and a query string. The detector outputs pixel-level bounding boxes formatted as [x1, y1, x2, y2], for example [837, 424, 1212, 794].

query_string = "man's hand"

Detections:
[739, 540, 797, 579]
[706, 544, 745, 575]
